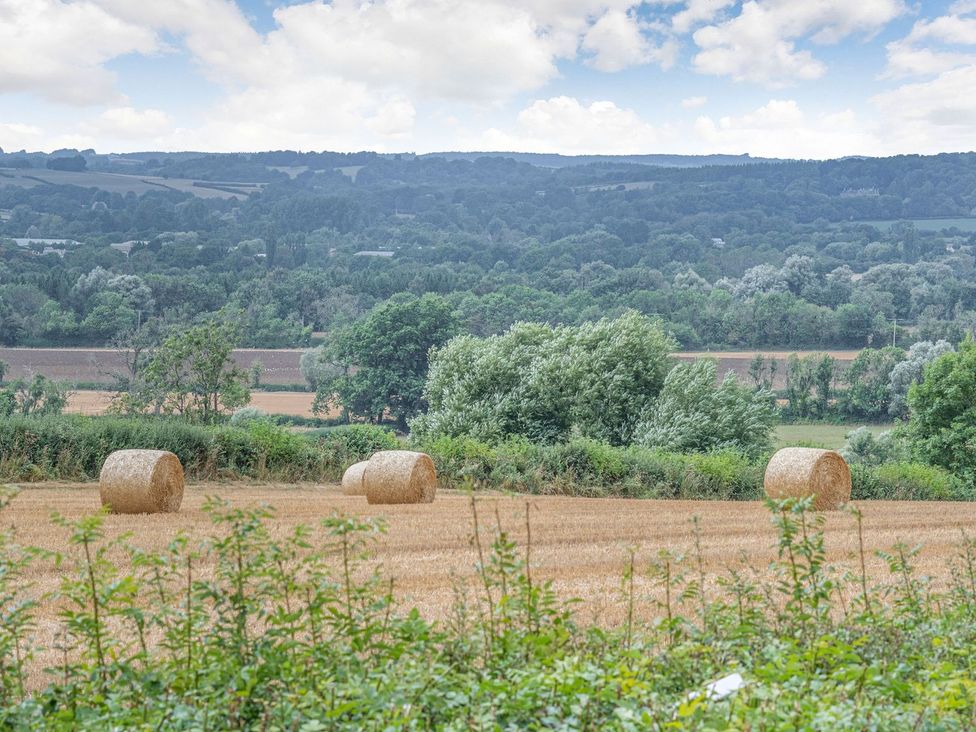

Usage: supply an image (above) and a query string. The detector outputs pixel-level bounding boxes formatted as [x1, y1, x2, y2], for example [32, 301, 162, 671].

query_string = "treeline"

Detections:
[1, 151, 976, 348]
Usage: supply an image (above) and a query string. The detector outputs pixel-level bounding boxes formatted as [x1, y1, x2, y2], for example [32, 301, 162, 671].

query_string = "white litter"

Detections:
[699, 673, 745, 701]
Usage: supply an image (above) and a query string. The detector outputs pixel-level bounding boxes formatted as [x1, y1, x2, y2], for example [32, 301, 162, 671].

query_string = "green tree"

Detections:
[414, 311, 676, 444]
[637, 359, 776, 456]
[907, 337, 976, 484]
[319, 294, 459, 428]
[888, 340, 954, 419]
[0, 375, 69, 417]
[841, 347, 905, 419]
[140, 321, 249, 422]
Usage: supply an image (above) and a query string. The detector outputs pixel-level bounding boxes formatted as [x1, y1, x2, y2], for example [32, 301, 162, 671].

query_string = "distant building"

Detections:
[109, 240, 145, 256]
[12, 237, 81, 248]
[354, 250, 395, 257]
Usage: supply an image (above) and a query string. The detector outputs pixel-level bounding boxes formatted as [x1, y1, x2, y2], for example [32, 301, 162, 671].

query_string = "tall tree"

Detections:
[317, 294, 460, 429]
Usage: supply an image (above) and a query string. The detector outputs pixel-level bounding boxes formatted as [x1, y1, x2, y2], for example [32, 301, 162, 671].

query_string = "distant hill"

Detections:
[419, 151, 785, 168]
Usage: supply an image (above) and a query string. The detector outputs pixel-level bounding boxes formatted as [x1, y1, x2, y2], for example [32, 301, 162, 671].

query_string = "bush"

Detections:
[415, 435, 764, 499]
[308, 423, 399, 461]
[1, 416, 970, 502]
[0, 415, 332, 482]
[229, 406, 268, 426]
[852, 462, 972, 500]
[841, 427, 909, 466]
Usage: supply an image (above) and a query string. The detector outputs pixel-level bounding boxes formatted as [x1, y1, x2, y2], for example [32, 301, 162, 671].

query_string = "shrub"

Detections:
[907, 337, 976, 485]
[841, 427, 909, 466]
[229, 406, 268, 426]
[852, 462, 972, 500]
[0, 415, 331, 482]
[312, 423, 399, 461]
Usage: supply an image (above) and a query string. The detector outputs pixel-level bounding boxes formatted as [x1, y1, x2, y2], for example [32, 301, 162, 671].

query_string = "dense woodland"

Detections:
[2, 148, 976, 349]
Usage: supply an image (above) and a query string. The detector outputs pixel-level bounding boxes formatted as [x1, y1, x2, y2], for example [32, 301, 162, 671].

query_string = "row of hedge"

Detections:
[417, 434, 974, 501]
[0, 416, 970, 500]
[0, 416, 397, 483]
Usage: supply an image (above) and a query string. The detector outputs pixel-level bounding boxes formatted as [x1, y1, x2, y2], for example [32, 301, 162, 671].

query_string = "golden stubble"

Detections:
[7, 482, 976, 687]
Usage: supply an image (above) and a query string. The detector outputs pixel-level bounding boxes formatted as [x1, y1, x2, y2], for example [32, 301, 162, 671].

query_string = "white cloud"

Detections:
[693, 99, 880, 158]
[83, 107, 173, 139]
[366, 97, 417, 138]
[681, 95, 708, 108]
[873, 66, 976, 151]
[693, 0, 905, 86]
[670, 0, 735, 34]
[14, 0, 680, 151]
[0, 0, 158, 105]
[474, 96, 663, 154]
[873, 2, 976, 152]
[581, 9, 676, 72]
[0, 122, 43, 150]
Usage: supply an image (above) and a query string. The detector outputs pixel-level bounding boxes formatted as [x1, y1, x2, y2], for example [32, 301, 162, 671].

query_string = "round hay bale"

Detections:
[764, 447, 851, 511]
[341, 460, 369, 496]
[99, 450, 185, 514]
[364, 450, 437, 505]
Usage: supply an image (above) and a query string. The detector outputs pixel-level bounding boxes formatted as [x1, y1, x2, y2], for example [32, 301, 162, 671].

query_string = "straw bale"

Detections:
[341, 460, 369, 496]
[99, 450, 185, 514]
[764, 447, 851, 511]
[364, 450, 437, 505]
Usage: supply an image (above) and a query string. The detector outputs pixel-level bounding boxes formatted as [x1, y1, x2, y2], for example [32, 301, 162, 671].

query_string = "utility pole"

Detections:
[892, 317, 897, 348]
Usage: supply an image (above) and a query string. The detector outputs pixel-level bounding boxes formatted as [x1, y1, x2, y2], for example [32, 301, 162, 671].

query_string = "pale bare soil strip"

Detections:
[0, 347, 306, 385]
[65, 390, 321, 418]
[675, 350, 861, 359]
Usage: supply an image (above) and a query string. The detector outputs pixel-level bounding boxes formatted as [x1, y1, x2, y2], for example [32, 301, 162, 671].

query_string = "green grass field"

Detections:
[774, 422, 894, 449]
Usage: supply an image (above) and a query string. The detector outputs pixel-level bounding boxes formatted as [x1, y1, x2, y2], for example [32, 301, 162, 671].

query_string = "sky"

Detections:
[1, 0, 975, 158]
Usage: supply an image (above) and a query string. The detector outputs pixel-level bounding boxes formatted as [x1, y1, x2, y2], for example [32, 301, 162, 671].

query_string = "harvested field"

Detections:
[7, 483, 976, 688]
[0, 347, 305, 385]
[66, 389, 324, 417]
[3, 347, 859, 391]
[0, 167, 256, 199]
[10, 484, 975, 622]
[674, 350, 861, 389]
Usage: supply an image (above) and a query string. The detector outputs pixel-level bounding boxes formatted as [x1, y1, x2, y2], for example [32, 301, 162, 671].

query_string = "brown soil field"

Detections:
[674, 350, 861, 389]
[4, 347, 860, 392]
[5, 483, 974, 688]
[65, 389, 322, 417]
[0, 347, 305, 385]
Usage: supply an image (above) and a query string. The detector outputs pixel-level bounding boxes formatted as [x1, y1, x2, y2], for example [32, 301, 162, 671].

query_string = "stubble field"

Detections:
[7, 483, 976, 689]
[13, 483, 975, 623]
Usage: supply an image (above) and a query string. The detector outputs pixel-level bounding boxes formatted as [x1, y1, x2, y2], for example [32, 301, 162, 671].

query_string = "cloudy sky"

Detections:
[1, 0, 975, 158]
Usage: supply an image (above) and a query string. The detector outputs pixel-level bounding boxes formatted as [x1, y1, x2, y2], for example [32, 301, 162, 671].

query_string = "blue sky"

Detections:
[1, 0, 975, 158]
